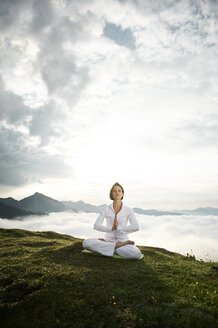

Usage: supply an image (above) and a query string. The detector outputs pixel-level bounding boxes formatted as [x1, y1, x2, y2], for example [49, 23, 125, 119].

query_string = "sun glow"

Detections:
[74, 129, 132, 182]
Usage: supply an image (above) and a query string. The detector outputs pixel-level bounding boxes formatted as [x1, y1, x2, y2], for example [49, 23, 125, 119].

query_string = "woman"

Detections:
[83, 182, 142, 259]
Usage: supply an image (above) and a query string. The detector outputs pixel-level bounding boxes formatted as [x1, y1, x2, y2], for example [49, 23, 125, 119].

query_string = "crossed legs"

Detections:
[83, 238, 142, 259]
[83, 238, 115, 256]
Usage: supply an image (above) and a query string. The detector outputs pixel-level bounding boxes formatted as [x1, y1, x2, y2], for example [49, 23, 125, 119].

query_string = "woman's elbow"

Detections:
[93, 223, 98, 231]
[134, 223, 139, 232]
[128, 224, 139, 233]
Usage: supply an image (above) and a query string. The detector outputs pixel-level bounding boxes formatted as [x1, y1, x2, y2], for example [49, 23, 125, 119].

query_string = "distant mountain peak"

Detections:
[1, 192, 218, 216]
[34, 192, 44, 197]
[19, 192, 67, 213]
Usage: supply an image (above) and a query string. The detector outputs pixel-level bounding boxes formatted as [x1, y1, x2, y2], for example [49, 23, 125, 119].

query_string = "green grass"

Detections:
[0, 228, 217, 328]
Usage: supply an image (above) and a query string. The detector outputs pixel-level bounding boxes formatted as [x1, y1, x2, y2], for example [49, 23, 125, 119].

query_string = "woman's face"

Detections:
[112, 185, 124, 201]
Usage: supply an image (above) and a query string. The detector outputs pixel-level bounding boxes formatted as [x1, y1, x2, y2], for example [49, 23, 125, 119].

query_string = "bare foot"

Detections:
[127, 240, 135, 245]
[115, 240, 135, 248]
[98, 238, 106, 242]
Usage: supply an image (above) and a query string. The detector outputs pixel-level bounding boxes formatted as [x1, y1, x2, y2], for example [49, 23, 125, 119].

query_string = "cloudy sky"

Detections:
[0, 0, 218, 209]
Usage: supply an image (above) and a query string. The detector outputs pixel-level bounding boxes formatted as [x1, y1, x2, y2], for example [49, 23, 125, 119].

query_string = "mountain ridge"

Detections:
[19, 192, 68, 213]
[0, 192, 218, 219]
[0, 202, 46, 219]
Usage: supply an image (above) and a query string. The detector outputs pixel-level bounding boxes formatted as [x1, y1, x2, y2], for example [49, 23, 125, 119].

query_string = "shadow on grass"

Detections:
[26, 241, 215, 328]
[58, 243, 217, 327]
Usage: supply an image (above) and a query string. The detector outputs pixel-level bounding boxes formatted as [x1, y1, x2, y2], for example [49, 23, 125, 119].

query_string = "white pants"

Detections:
[83, 238, 142, 259]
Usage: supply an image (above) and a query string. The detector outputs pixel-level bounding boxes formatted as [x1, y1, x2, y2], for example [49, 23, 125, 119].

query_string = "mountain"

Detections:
[133, 207, 182, 216]
[0, 202, 37, 219]
[19, 192, 68, 213]
[0, 193, 70, 214]
[62, 200, 106, 213]
[61, 201, 218, 216]
[174, 207, 218, 216]
[1, 192, 218, 216]
[0, 197, 23, 209]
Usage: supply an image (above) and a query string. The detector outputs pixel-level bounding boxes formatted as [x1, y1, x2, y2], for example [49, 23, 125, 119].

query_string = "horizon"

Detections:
[0, 190, 217, 211]
[0, 0, 218, 210]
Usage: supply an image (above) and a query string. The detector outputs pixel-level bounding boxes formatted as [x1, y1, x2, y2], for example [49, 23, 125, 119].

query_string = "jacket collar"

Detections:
[110, 202, 124, 213]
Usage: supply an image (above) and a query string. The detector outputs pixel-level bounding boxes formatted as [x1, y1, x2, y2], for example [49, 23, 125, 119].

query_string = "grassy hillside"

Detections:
[0, 228, 217, 328]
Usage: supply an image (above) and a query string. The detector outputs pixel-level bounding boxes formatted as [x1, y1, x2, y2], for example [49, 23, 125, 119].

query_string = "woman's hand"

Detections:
[112, 223, 117, 231]
[112, 214, 118, 231]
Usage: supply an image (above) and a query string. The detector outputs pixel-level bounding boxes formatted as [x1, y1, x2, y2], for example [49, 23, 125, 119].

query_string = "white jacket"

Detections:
[93, 202, 139, 242]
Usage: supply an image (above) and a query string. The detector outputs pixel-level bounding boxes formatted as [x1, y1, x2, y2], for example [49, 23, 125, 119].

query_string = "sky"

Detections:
[0, 212, 217, 261]
[0, 0, 218, 210]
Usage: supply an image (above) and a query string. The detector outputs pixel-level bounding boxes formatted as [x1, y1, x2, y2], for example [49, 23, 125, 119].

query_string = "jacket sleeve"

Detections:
[93, 207, 113, 233]
[117, 208, 139, 234]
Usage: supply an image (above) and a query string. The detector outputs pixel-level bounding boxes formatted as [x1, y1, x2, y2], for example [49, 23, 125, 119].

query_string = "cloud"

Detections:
[0, 125, 73, 187]
[131, 0, 218, 61]
[0, 0, 29, 32]
[33, 14, 90, 101]
[0, 0, 218, 208]
[30, 0, 54, 33]
[176, 122, 218, 150]
[0, 0, 92, 184]
[0, 77, 30, 124]
[0, 212, 217, 261]
[28, 101, 66, 145]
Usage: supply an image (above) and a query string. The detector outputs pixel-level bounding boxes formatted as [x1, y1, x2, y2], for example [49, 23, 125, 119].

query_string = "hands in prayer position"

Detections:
[98, 213, 135, 248]
[112, 214, 118, 231]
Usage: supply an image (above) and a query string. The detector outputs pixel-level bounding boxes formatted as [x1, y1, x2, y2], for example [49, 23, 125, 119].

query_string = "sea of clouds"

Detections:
[0, 212, 217, 262]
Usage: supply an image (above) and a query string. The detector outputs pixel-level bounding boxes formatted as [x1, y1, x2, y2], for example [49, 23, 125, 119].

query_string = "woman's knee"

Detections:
[126, 247, 141, 259]
[116, 245, 142, 259]
[83, 238, 97, 249]
[134, 248, 142, 259]
[83, 238, 91, 249]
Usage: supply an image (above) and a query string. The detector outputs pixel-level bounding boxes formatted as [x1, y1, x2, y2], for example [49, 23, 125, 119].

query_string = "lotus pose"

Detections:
[83, 182, 142, 259]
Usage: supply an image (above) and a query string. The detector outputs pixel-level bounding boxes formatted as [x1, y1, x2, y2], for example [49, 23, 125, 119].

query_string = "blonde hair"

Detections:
[109, 182, 124, 200]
